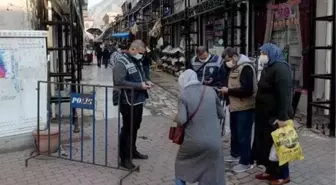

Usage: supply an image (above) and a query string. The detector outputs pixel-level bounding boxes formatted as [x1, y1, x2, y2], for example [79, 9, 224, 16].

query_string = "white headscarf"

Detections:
[178, 69, 200, 92]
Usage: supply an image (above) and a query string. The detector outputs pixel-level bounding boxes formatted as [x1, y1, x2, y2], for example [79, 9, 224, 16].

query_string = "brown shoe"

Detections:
[270, 178, 290, 185]
[255, 173, 276, 180]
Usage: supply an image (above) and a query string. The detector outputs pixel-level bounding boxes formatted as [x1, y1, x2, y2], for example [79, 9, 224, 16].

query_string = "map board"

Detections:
[0, 30, 48, 137]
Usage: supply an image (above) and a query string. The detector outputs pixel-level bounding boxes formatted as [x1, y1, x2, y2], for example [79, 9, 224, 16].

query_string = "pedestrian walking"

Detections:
[112, 40, 152, 169]
[141, 47, 152, 80]
[95, 45, 102, 67]
[102, 45, 111, 68]
[221, 47, 257, 173]
[252, 43, 293, 185]
[174, 69, 225, 185]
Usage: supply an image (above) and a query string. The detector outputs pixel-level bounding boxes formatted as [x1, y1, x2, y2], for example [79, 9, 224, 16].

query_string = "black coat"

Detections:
[252, 62, 294, 166]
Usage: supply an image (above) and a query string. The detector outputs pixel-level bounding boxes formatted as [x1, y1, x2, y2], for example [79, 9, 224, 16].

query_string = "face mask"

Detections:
[259, 55, 269, 64]
[199, 55, 210, 63]
[133, 53, 143, 60]
[226, 61, 234, 68]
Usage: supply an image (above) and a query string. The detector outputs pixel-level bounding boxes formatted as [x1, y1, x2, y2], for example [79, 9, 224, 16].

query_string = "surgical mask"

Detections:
[226, 61, 234, 68]
[199, 55, 210, 63]
[259, 55, 269, 64]
[133, 53, 143, 60]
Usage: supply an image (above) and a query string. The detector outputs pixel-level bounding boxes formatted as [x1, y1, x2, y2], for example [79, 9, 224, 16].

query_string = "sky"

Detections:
[88, 0, 124, 8]
[88, 0, 102, 8]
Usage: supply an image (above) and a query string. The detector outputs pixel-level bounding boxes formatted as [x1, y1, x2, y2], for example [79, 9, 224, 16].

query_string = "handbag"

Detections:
[169, 87, 206, 145]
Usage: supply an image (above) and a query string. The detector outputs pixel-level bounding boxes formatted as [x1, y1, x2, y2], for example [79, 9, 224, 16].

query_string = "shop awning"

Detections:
[111, 32, 130, 39]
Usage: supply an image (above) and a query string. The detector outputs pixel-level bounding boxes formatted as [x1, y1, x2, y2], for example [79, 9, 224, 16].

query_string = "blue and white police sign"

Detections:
[70, 93, 95, 110]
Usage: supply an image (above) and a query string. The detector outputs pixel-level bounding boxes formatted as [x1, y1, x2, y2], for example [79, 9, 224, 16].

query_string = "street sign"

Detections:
[70, 93, 95, 110]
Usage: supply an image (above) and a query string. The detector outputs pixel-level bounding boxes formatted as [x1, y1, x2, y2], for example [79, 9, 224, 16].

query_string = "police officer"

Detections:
[190, 46, 227, 87]
[113, 40, 152, 169]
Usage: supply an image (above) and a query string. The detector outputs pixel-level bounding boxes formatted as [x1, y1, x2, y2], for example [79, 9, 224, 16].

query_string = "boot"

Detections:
[120, 159, 135, 169]
[133, 150, 148, 159]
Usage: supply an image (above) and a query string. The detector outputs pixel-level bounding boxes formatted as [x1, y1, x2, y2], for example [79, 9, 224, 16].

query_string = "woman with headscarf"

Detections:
[174, 69, 226, 185]
[252, 43, 293, 185]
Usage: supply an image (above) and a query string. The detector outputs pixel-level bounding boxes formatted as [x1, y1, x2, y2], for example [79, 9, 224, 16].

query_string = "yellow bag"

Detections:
[271, 120, 304, 166]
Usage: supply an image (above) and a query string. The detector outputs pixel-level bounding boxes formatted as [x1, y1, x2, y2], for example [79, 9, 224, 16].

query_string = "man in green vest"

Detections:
[220, 47, 257, 173]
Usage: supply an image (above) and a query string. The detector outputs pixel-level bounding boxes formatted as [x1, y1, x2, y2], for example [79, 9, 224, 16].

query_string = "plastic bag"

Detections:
[269, 145, 278, 161]
[271, 120, 304, 166]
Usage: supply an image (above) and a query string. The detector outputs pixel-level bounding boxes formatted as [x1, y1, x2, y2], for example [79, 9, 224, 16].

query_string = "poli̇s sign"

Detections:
[70, 93, 95, 110]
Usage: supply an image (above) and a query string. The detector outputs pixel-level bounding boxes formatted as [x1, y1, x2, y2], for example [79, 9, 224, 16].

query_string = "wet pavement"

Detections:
[0, 66, 334, 185]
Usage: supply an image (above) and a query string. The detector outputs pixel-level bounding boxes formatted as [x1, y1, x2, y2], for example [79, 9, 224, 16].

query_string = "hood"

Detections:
[237, 54, 253, 65]
[259, 43, 288, 67]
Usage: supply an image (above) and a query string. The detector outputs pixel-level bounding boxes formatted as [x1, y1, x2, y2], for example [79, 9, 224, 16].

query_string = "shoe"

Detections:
[225, 156, 240, 162]
[255, 173, 276, 180]
[133, 151, 148, 159]
[232, 164, 253, 173]
[270, 178, 290, 185]
[120, 160, 135, 169]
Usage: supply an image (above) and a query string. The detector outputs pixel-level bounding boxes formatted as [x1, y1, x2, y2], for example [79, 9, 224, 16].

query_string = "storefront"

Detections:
[259, 0, 311, 89]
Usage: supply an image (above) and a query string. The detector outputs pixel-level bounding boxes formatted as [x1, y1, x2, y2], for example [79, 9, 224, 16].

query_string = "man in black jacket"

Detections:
[95, 45, 102, 67]
[113, 40, 152, 169]
[102, 45, 111, 68]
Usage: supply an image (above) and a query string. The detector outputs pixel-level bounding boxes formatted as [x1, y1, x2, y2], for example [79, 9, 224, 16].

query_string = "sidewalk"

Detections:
[150, 71, 336, 185]
[0, 68, 334, 185]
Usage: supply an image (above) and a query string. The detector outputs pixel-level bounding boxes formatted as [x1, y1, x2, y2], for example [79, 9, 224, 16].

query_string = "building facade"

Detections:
[0, 0, 85, 148]
[115, 0, 332, 101]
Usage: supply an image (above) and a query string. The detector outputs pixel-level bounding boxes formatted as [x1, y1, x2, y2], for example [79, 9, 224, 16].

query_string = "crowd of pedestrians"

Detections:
[108, 39, 293, 185]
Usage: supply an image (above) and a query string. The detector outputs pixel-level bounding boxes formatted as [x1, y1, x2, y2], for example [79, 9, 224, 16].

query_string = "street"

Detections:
[0, 65, 334, 185]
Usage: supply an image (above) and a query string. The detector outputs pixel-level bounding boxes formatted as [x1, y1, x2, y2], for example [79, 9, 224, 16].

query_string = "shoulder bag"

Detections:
[169, 87, 206, 145]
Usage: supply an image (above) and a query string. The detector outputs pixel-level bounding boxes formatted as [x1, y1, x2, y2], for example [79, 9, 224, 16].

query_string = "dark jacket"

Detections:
[112, 53, 148, 105]
[95, 46, 102, 57]
[141, 54, 152, 66]
[252, 62, 293, 166]
[102, 48, 110, 59]
[191, 54, 226, 87]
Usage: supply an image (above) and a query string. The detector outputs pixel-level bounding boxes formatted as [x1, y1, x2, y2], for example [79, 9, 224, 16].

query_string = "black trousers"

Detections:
[103, 58, 109, 68]
[97, 56, 102, 66]
[119, 103, 143, 160]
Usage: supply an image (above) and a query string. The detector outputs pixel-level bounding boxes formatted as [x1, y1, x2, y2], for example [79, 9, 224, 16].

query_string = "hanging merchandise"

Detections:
[156, 37, 164, 49]
[130, 23, 138, 35]
[149, 20, 162, 38]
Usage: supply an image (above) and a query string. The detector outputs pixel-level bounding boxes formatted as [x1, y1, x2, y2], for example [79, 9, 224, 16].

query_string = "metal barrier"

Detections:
[25, 81, 139, 185]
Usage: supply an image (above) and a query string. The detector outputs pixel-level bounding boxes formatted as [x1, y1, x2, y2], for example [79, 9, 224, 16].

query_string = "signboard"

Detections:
[0, 30, 48, 137]
[268, 0, 301, 29]
[70, 93, 95, 110]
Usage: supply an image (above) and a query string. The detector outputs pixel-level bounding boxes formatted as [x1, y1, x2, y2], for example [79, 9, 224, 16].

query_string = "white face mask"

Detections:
[133, 53, 143, 60]
[259, 55, 269, 64]
[226, 61, 234, 68]
[199, 55, 211, 63]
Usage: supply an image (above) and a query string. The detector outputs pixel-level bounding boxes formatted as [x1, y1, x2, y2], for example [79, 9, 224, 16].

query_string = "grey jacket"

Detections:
[174, 84, 225, 185]
[113, 53, 148, 105]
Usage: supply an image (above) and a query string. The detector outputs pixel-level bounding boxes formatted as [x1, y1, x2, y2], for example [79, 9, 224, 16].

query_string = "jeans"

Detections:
[230, 109, 254, 165]
[175, 179, 186, 185]
[119, 103, 143, 161]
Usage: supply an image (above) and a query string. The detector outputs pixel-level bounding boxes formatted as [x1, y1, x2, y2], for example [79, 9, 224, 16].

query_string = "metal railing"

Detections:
[25, 81, 139, 184]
